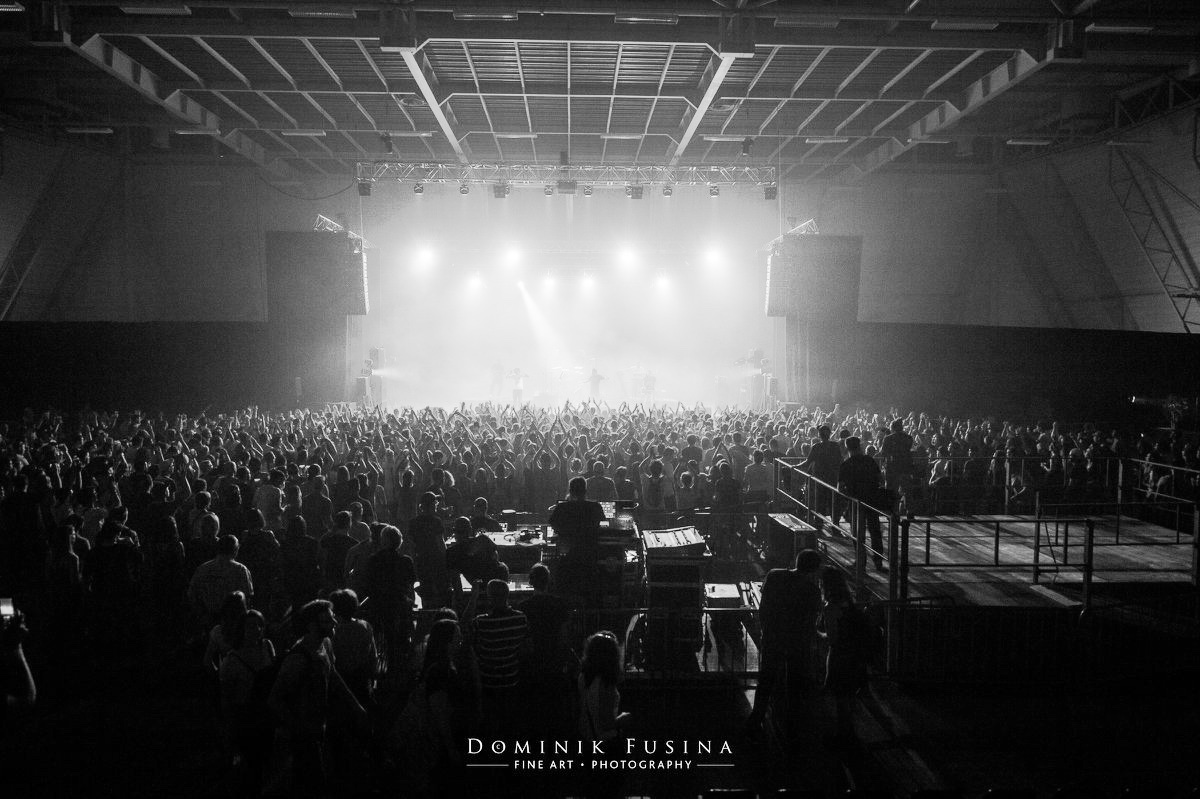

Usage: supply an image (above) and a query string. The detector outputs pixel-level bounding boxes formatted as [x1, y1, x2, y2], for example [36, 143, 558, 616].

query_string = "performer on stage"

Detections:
[586, 368, 605, 400]
[507, 367, 525, 406]
[547, 477, 605, 599]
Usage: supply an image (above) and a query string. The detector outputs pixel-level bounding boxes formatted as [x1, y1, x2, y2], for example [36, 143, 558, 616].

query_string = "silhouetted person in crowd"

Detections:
[838, 436, 886, 572]
[517, 563, 574, 734]
[238, 509, 281, 618]
[467, 497, 503, 533]
[320, 511, 356, 591]
[548, 477, 604, 601]
[280, 516, 321, 611]
[407, 492, 450, 609]
[268, 599, 366, 798]
[301, 475, 333, 538]
[746, 548, 823, 736]
[818, 567, 874, 745]
[446, 516, 507, 599]
[472, 579, 528, 735]
[363, 525, 415, 669]
[188, 535, 253, 628]
[219, 608, 276, 798]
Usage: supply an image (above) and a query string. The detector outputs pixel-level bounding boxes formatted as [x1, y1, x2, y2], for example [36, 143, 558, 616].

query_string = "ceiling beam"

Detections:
[71, 34, 291, 176]
[670, 51, 744, 166]
[848, 48, 1052, 180]
[394, 43, 469, 163]
[80, 17, 1044, 52]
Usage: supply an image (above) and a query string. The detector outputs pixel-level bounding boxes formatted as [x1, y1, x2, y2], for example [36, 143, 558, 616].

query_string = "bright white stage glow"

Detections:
[360, 186, 775, 407]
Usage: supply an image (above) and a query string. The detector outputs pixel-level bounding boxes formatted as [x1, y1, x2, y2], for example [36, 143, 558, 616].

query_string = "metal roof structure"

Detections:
[1, 1, 1198, 181]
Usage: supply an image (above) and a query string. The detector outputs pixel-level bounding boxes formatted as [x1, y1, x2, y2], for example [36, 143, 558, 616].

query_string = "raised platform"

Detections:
[819, 514, 1196, 609]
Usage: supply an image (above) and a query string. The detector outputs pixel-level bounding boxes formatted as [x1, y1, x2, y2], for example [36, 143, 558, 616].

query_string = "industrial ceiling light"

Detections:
[288, 5, 356, 18]
[357, 181, 372, 197]
[702, 135, 747, 142]
[1005, 138, 1053, 146]
[413, 183, 424, 194]
[281, 129, 327, 137]
[805, 136, 849, 144]
[173, 127, 220, 135]
[709, 185, 720, 198]
[0, 1, 27, 10]
[662, 185, 673, 197]
[600, 133, 643, 140]
[614, 13, 678, 24]
[459, 184, 470, 195]
[453, 11, 518, 21]
[930, 20, 999, 31]
[1085, 23, 1154, 34]
[65, 126, 114, 134]
[119, 4, 191, 15]
[764, 185, 778, 201]
[773, 16, 839, 28]
[495, 132, 538, 139]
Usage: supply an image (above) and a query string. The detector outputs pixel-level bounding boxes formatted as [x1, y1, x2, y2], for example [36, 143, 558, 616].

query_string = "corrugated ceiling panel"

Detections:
[310, 92, 371, 129]
[146, 36, 237, 84]
[883, 49, 976, 98]
[839, 49, 927, 96]
[570, 43, 620, 83]
[465, 41, 522, 82]
[357, 42, 409, 86]
[722, 46, 776, 90]
[517, 41, 568, 82]
[794, 48, 875, 94]
[662, 45, 711, 88]
[496, 137, 536, 162]
[105, 35, 196, 84]
[446, 96, 490, 128]
[261, 91, 329, 127]
[481, 96, 531, 132]
[935, 50, 1013, 98]
[844, 101, 908, 134]
[309, 39, 380, 87]
[221, 91, 292, 128]
[528, 97, 569, 131]
[616, 44, 671, 84]
[600, 138, 640, 163]
[199, 36, 284, 84]
[767, 100, 827, 133]
[647, 98, 689, 133]
[752, 47, 827, 92]
[255, 39, 338, 88]
[569, 134, 604, 161]
[425, 41, 473, 82]
[637, 136, 672, 162]
[355, 94, 412, 131]
[570, 96, 613, 130]
[464, 132, 500, 160]
[610, 98, 654, 129]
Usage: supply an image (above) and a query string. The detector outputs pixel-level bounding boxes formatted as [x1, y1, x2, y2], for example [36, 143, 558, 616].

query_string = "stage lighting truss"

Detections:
[313, 214, 372, 250]
[355, 162, 777, 190]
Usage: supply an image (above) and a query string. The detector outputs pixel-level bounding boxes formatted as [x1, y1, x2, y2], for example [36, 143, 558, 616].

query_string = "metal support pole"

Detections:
[888, 512, 900, 601]
[1004, 457, 1011, 514]
[925, 520, 932, 565]
[1063, 520, 1069, 566]
[853, 500, 867, 603]
[900, 517, 910, 601]
[1083, 519, 1095, 613]
[1116, 459, 1124, 542]
[1192, 501, 1199, 588]
[994, 520, 1001, 566]
[1033, 515, 1042, 585]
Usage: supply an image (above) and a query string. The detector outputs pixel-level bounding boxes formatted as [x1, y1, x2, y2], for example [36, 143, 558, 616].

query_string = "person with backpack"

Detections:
[817, 567, 874, 746]
[268, 599, 367, 798]
[219, 608, 276, 798]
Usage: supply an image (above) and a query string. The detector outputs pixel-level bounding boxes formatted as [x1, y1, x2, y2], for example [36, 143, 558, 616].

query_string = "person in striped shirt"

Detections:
[471, 579, 528, 734]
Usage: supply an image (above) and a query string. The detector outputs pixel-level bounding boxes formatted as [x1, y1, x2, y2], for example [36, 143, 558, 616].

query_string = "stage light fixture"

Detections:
[544, 185, 554, 196]
[357, 181, 371, 197]
[764, 184, 778, 201]
[459, 184, 470, 195]
[630, 185, 644, 200]
[413, 183, 424, 194]
[582, 185, 594, 197]
[493, 183, 510, 199]
[662, 185, 673, 197]
[709, 185, 720, 197]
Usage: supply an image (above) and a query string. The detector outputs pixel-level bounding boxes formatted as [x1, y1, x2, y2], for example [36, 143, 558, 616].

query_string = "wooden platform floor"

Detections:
[819, 514, 1196, 609]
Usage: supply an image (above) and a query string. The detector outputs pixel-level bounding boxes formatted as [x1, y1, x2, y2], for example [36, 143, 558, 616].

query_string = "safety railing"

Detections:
[774, 458, 900, 604]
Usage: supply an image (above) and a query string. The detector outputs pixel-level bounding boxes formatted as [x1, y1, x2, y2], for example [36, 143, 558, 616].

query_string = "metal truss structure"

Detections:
[1108, 148, 1200, 332]
[355, 161, 777, 187]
